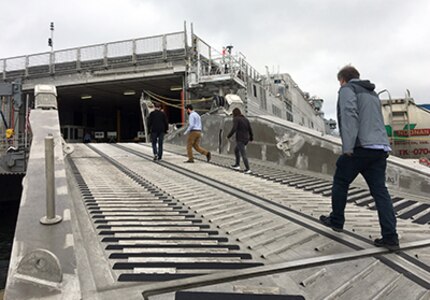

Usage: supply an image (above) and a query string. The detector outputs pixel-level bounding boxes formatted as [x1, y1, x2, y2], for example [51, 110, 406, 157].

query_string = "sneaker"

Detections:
[244, 169, 251, 174]
[230, 165, 240, 170]
[319, 215, 343, 232]
[374, 238, 400, 251]
[153, 155, 158, 161]
[184, 160, 194, 163]
[206, 152, 211, 162]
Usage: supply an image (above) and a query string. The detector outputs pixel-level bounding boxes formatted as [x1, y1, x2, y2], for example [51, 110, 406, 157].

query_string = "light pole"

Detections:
[48, 22, 54, 73]
[48, 22, 54, 52]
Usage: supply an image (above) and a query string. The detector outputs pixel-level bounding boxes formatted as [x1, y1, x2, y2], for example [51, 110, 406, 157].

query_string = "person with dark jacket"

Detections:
[319, 65, 399, 251]
[227, 108, 253, 173]
[148, 102, 168, 161]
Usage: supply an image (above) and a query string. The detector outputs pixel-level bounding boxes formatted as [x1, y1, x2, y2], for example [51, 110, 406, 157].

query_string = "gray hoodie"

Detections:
[337, 78, 389, 153]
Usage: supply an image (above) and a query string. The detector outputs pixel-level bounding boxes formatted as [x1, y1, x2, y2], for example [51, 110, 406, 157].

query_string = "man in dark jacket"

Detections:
[227, 108, 253, 173]
[319, 65, 399, 250]
[148, 102, 168, 161]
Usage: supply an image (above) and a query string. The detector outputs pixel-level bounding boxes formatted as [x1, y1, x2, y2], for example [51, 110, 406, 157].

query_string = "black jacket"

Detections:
[227, 115, 253, 143]
[148, 109, 168, 133]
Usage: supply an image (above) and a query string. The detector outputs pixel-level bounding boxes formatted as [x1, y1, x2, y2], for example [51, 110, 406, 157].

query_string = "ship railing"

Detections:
[193, 34, 262, 83]
[0, 31, 186, 80]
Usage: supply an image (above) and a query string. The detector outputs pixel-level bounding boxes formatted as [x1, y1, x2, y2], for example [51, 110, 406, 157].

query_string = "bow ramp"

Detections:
[5, 112, 430, 300]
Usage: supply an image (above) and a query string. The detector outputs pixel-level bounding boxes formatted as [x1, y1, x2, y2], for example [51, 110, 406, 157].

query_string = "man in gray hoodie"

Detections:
[320, 65, 399, 250]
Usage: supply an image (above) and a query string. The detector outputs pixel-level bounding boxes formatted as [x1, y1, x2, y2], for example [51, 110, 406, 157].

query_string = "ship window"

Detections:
[253, 84, 257, 98]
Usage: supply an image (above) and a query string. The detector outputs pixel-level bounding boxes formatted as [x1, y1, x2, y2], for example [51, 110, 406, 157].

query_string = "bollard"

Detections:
[40, 134, 62, 225]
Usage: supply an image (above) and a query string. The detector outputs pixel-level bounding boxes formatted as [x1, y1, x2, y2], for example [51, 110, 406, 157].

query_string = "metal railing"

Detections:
[194, 34, 262, 82]
[0, 31, 186, 80]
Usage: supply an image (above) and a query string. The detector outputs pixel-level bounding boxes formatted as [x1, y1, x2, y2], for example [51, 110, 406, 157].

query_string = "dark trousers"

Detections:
[330, 148, 398, 241]
[234, 141, 250, 170]
[151, 131, 164, 159]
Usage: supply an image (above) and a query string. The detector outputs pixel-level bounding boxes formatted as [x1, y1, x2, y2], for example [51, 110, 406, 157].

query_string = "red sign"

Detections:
[395, 128, 430, 137]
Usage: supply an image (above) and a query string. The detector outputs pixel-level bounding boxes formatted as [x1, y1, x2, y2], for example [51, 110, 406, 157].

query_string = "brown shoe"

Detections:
[206, 152, 211, 162]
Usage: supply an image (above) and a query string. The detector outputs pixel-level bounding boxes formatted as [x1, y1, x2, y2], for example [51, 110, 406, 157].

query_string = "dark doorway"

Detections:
[55, 76, 183, 142]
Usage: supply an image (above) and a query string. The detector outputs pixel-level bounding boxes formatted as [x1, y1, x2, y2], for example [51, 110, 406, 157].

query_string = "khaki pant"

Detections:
[187, 131, 208, 160]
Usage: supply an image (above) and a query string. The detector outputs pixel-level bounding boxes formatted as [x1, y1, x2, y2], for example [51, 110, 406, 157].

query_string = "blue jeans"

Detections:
[330, 148, 398, 241]
[151, 132, 164, 159]
[234, 141, 250, 170]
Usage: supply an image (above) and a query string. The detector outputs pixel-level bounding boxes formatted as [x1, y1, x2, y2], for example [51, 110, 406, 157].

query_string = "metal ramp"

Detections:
[5, 108, 430, 299]
[62, 142, 430, 299]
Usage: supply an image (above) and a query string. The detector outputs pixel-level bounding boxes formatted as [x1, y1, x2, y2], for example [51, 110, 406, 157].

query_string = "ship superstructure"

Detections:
[0, 25, 330, 173]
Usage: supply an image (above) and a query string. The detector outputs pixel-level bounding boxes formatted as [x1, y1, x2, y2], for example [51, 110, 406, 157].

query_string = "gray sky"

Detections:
[1, 0, 429, 120]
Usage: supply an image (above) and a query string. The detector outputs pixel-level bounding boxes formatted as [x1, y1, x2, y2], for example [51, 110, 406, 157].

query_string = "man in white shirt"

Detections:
[183, 104, 211, 163]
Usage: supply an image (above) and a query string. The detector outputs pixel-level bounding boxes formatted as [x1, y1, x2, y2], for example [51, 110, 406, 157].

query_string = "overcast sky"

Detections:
[1, 0, 429, 120]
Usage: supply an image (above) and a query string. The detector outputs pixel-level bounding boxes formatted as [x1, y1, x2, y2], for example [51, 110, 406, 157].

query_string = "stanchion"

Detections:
[40, 134, 62, 225]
